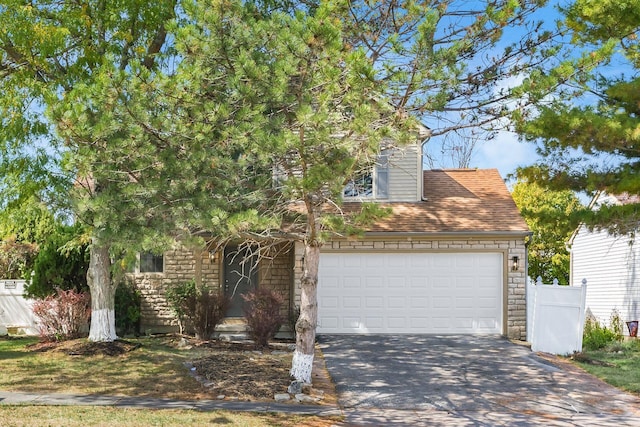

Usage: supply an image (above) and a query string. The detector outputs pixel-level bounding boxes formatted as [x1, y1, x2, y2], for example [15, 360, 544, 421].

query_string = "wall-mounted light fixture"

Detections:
[209, 250, 220, 263]
[511, 256, 519, 271]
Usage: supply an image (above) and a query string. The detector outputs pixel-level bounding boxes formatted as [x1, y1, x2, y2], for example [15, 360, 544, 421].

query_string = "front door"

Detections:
[223, 246, 258, 317]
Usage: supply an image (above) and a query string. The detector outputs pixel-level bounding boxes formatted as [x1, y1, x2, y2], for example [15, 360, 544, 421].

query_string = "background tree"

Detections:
[0, 196, 58, 280]
[515, 0, 640, 234]
[0, 0, 176, 341]
[512, 180, 584, 284]
[341, 0, 566, 162]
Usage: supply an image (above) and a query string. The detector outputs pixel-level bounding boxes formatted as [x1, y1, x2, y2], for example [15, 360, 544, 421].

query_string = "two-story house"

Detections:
[129, 140, 531, 340]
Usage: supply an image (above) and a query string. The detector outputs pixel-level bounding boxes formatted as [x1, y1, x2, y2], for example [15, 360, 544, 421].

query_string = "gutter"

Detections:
[354, 230, 534, 239]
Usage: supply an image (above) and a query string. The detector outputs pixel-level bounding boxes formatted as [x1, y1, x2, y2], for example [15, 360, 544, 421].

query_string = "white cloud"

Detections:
[471, 130, 539, 178]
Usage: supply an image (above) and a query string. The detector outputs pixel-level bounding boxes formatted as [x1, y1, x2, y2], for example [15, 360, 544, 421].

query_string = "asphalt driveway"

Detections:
[318, 334, 640, 426]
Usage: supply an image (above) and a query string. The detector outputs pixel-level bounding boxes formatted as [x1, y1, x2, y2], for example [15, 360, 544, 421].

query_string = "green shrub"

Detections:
[243, 288, 284, 348]
[583, 316, 618, 351]
[165, 280, 197, 335]
[115, 279, 141, 336]
[609, 309, 624, 341]
[25, 225, 89, 299]
[166, 280, 229, 340]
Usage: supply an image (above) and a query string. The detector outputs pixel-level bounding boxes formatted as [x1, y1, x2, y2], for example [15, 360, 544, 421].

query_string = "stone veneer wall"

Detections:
[292, 237, 528, 341]
[129, 249, 221, 333]
[129, 245, 294, 333]
[256, 244, 294, 318]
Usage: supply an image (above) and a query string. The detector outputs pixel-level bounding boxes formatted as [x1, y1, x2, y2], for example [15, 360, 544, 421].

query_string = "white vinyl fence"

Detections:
[0, 280, 38, 335]
[527, 277, 587, 355]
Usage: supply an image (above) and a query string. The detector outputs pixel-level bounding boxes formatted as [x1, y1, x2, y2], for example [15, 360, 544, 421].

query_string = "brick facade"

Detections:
[129, 244, 293, 334]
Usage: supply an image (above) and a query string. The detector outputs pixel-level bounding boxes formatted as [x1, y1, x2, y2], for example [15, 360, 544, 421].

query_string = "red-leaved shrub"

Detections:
[242, 288, 284, 348]
[32, 288, 91, 341]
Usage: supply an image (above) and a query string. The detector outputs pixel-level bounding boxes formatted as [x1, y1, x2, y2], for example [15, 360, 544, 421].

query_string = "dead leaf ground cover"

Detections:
[189, 340, 293, 400]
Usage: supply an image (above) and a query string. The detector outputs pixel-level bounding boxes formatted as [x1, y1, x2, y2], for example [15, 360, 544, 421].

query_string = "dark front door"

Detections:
[224, 246, 258, 317]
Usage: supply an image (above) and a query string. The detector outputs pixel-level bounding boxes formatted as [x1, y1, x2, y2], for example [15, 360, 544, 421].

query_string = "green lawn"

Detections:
[0, 336, 339, 426]
[0, 406, 337, 427]
[572, 339, 640, 395]
[0, 336, 205, 399]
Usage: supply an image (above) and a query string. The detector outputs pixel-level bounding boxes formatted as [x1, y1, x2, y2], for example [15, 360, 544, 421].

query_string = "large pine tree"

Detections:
[516, 0, 640, 234]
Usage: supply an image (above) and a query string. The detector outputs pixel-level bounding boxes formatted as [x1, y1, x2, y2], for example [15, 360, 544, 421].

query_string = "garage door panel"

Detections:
[343, 277, 362, 288]
[342, 296, 361, 309]
[453, 317, 474, 329]
[432, 296, 453, 309]
[365, 296, 384, 308]
[478, 296, 499, 308]
[410, 297, 429, 308]
[320, 296, 339, 308]
[367, 316, 385, 326]
[318, 252, 502, 334]
[432, 277, 452, 288]
[387, 296, 405, 308]
[388, 277, 406, 288]
[456, 297, 474, 309]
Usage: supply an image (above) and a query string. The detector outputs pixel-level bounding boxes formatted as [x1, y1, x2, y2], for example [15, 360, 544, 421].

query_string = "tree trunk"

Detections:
[290, 241, 319, 383]
[87, 239, 118, 342]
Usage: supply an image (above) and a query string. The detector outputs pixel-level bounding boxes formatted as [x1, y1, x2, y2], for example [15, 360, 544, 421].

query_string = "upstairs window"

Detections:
[343, 152, 389, 199]
[139, 252, 164, 273]
[344, 173, 373, 197]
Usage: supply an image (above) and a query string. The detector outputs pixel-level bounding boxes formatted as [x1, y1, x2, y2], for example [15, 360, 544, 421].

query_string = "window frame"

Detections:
[343, 152, 389, 200]
[139, 252, 164, 273]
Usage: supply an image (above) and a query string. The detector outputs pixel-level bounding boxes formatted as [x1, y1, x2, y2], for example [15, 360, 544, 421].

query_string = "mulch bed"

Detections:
[190, 349, 293, 400]
[27, 339, 141, 356]
[24, 335, 295, 401]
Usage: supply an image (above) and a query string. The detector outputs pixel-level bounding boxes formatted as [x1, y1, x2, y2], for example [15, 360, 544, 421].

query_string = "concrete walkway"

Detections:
[0, 390, 341, 416]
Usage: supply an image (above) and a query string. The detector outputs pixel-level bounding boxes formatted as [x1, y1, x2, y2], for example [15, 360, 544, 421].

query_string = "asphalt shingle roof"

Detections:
[360, 169, 530, 234]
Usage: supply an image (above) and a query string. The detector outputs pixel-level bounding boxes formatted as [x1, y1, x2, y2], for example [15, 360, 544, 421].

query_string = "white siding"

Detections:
[571, 225, 640, 327]
[386, 144, 421, 201]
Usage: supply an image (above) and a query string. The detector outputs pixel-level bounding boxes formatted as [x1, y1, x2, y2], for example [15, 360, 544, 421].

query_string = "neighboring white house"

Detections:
[570, 193, 640, 334]
[0, 279, 38, 335]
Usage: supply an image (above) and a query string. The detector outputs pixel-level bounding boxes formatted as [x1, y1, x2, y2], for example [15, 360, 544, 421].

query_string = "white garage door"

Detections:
[317, 252, 503, 334]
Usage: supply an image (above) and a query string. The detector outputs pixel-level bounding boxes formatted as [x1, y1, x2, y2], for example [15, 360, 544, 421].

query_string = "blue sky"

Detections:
[471, 131, 538, 179]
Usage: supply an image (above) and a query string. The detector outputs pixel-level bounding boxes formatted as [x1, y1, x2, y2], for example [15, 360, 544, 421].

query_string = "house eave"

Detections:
[336, 230, 533, 240]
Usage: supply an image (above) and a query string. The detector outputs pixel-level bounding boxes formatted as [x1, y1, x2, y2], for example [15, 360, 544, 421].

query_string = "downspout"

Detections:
[420, 137, 430, 201]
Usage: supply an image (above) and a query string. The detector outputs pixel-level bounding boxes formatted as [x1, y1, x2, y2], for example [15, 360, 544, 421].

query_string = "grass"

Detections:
[0, 337, 339, 427]
[0, 406, 339, 427]
[572, 339, 640, 395]
[0, 336, 340, 426]
[0, 336, 206, 399]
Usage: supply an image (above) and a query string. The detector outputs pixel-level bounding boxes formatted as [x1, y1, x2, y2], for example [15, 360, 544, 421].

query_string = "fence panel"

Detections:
[528, 277, 587, 355]
[0, 280, 38, 335]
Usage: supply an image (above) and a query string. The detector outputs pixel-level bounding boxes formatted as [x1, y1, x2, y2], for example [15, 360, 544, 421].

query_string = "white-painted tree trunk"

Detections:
[290, 241, 319, 383]
[87, 240, 118, 342]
